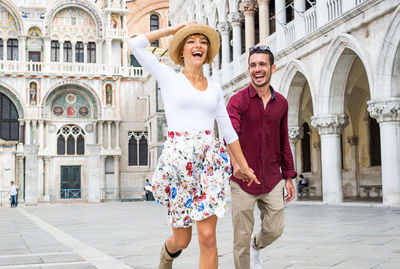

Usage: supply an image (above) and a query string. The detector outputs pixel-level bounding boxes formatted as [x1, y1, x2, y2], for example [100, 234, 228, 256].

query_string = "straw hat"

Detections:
[169, 24, 220, 65]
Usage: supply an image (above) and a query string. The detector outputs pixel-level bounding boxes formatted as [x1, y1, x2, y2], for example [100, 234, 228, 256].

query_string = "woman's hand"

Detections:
[241, 168, 260, 187]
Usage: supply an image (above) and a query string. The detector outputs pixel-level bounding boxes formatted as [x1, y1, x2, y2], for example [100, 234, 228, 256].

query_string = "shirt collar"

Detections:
[249, 83, 276, 100]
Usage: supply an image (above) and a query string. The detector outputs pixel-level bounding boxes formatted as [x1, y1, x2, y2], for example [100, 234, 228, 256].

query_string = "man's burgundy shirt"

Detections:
[227, 83, 297, 195]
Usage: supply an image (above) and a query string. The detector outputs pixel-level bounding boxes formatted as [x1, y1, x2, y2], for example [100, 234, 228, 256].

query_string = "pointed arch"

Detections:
[375, 5, 400, 99]
[318, 34, 373, 116]
[0, 81, 26, 118]
[279, 59, 316, 126]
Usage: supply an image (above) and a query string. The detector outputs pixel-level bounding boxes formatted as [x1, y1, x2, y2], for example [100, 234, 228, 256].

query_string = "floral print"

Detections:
[152, 130, 231, 228]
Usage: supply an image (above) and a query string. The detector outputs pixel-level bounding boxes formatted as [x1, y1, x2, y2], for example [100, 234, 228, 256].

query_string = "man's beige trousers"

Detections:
[230, 180, 285, 269]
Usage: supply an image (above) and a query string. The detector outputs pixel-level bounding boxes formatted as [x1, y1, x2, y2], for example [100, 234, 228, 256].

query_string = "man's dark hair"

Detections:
[248, 46, 274, 66]
[299, 174, 304, 178]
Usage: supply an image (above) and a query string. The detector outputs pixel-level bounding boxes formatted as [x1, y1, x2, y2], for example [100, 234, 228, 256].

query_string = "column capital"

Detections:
[347, 136, 358, 146]
[257, 0, 270, 4]
[217, 22, 231, 35]
[228, 12, 244, 25]
[311, 114, 349, 135]
[239, 0, 258, 16]
[288, 126, 303, 144]
[367, 98, 400, 123]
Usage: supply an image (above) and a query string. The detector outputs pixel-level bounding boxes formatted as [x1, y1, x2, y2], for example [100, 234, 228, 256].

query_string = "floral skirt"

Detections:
[152, 130, 231, 228]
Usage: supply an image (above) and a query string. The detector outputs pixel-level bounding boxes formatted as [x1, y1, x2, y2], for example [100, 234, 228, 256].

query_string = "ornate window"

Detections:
[301, 122, 311, 172]
[7, 39, 18, 60]
[57, 125, 85, 155]
[76, 42, 84, 62]
[150, 14, 160, 47]
[87, 42, 96, 63]
[51, 41, 60, 61]
[369, 116, 381, 166]
[128, 131, 148, 166]
[0, 93, 19, 141]
[64, 41, 72, 62]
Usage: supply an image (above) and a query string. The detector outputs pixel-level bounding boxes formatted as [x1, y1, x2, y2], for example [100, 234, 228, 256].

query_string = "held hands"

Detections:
[233, 164, 260, 187]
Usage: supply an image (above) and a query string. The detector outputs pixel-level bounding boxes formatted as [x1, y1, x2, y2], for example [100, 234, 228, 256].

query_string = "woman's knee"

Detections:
[198, 229, 217, 249]
[173, 236, 191, 250]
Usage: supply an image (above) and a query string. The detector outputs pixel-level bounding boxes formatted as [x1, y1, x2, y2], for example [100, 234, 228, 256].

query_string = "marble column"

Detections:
[71, 41, 76, 63]
[288, 126, 302, 201]
[313, 141, 321, 176]
[240, 0, 258, 51]
[25, 120, 31, 145]
[18, 35, 27, 62]
[114, 155, 120, 199]
[347, 136, 360, 197]
[258, 0, 270, 43]
[122, 39, 128, 67]
[43, 157, 50, 200]
[59, 41, 64, 63]
[106, 38, 112, 65]
[98, 121, 104, 149]
[311, 115, 348, 203]
[43, 36, 51, 63]
[87, 145, 102, 202]
[294, 0, 306, 39]
[31, 120, 37, 145]
[275, 0, 286, 48]
[38, 120, 44, 150]
[24, 145, 39, 205]
[367, 98, 400, 206]
[16, 143, 24, 201]
[96, 39, 103, 64]
[107, 121, 112, 149]
[214, 52, 220, 70]
[228, 12, 244, 60]
[217, 22, 231, 68]
[83, 42, 88, 63]
[115, 121, 121, 150]
[18, 120, 25, 143]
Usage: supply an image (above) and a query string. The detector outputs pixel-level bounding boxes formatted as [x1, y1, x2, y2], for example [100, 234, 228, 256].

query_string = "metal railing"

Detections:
[48, 188, 88, 202]
[0, 189, 22, 207]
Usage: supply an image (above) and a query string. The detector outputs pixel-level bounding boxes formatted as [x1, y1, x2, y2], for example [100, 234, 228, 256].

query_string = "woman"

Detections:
[129, 22, 258, 269]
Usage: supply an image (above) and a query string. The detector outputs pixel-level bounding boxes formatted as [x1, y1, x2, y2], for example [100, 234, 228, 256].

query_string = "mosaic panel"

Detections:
[0, 6, 18, 36]
[51, 91, 91, 119]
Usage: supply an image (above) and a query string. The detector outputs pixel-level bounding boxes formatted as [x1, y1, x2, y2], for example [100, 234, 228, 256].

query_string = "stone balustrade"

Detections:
[0, 61, 146, 78]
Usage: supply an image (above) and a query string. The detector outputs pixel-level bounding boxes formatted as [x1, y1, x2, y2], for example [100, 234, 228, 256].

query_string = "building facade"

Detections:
[0, 0, 167, 204]
[169, 0, 400, 206]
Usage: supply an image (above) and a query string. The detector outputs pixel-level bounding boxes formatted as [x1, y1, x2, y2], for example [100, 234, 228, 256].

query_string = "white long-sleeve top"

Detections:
[129, 35, 238, 144]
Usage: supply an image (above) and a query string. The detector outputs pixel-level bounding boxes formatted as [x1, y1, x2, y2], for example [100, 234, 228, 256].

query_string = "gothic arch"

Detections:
[41, 80, 102, 119]
[44, 0, 104, 38]
[280, 59, 316, 127]
[0, 81, 25, 118]
[318, 34, 374, 116]
[375, 5, 400, 99]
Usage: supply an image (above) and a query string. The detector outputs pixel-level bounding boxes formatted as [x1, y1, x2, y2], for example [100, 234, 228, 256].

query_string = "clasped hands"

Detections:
[233, 164, 260, 187]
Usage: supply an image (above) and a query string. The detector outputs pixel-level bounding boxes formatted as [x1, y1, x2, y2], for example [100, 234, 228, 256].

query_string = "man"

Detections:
[227, 45, 297, 269]
[9, 181, 19, 208]
[298, 174, 308, 198]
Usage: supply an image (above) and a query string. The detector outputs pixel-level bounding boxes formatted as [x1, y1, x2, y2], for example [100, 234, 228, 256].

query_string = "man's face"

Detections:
[248, 53, 276, 88]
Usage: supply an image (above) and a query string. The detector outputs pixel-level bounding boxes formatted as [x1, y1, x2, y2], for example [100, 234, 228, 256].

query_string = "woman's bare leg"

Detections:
[197, 215, 218, 269]
[165, 226, 192, 254]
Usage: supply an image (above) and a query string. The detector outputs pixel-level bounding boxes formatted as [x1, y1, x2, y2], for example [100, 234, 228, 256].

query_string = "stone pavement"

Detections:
[1, 201, 400, 269]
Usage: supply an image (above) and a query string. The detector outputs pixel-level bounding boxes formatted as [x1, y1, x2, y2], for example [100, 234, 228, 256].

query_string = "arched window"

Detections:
[0, 92, 19, 141]
[87, 42, 96, 63]
[128, 131, 148, 166]
[301, 122, 311, 172]
[64, 41, 72, 62]
[57, 125, 85, 155]
[7, 39, 18, 60]
[75, 42, 84, 63]
[369, 116, 381, 166]
[51, 41, 60, 62]
[150, 14, 160, 47]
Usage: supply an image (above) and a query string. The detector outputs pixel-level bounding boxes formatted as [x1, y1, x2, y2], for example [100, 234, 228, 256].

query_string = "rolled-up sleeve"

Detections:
[280, 105, 297, 179]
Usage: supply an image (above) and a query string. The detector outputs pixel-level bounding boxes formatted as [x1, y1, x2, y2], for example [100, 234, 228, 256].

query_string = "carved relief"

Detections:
[239, 0, 259, 15]
[311, 115, 349, 135]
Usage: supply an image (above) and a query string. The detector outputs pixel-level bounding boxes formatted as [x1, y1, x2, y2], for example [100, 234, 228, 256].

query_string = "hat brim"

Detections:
[169, 24, 220, 65]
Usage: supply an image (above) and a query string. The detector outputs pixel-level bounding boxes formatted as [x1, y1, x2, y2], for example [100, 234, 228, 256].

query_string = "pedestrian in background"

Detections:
[9, 181, 19, 208]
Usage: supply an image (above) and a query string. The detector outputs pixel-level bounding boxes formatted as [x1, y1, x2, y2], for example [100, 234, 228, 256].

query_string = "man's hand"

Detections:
[284, 179, 295, 203]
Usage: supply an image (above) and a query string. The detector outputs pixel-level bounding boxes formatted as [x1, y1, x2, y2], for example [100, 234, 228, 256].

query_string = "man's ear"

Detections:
[271, 64, 276, 73]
